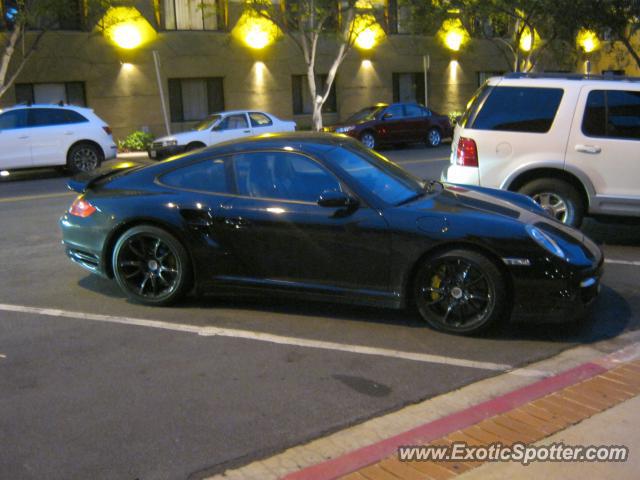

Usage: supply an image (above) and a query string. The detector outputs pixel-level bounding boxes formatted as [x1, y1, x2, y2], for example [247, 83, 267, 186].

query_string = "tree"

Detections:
[571, 0, 640, 69]
[0, 0, 127, 100]
[244, 0, 384, 130]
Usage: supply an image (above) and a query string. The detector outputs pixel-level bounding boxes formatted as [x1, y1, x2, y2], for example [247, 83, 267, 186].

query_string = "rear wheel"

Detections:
[67, 142, 102, 174]
[518, 178, 584, 227]
[360, 131, 376, 149]
[112, 225, 191, 306]
[413, 249, 507, 335]
[426, 128, 442, 147]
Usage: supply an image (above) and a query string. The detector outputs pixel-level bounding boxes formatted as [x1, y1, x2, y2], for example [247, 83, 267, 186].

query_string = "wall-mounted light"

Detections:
[577, 29, 599, 53]
[233, 12, 279, 50]
[353, 13, 384, 50]
[439, 19, 467, 52]
[102, 7, 156, 50]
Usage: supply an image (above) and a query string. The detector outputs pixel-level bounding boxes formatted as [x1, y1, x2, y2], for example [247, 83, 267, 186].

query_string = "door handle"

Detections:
[180, 209, 214, 228]
[18, 135, 29, 140]
[64, 131, 74, 135]
[243, 130, 251, 133]
[575, 144, 601, 154]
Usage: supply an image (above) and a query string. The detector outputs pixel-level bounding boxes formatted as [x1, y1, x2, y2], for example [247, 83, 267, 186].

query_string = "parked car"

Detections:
[0, 104, 116, 173]
[443, 73, 640, 227]
[324, 103, 453, 149]
[149, 110, 296, 160]
[60, 133, 602, 335]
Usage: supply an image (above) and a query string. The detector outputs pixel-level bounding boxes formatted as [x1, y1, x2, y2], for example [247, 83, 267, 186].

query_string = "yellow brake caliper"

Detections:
[430, 274, 442, 301]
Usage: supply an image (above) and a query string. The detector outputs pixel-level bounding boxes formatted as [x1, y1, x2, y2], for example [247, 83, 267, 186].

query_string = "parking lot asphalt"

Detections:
[1, 144, 639, 479]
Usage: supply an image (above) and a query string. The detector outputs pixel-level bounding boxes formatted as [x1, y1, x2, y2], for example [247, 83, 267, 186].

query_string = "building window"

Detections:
[291, 75, 337, 115]
[386, 0, 411, 34]
[477, 71, 503, 86]
[2, 0, 82, 30]
[15, 82, 86, 106]
[392, 72, 425, 104]
[163, 0, 225, 30]
[168, 77, 224, 122]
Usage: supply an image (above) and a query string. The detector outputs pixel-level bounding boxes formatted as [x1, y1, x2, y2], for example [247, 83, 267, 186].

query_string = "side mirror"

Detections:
[317, 190, 358, 209]
[382, 113, 393, 120]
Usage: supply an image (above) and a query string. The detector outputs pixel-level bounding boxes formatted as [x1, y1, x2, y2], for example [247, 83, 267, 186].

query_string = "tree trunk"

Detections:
[620, 35, 640, 70]
[0, 27, 22, 99]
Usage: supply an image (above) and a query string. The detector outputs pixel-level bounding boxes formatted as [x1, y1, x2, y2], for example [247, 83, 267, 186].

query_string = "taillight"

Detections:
[102, 126, 112, 135]
[455, 137, 479, 167]
[69, 197, 96, 217]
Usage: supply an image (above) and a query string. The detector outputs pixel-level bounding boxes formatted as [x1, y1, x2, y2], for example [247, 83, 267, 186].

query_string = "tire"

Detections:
[112, 225, 191, 306]
[67, 142, 102, 174]
[360, 131, 376, 149]
[518, 178, 585, 227]
[426, 128, 442, 147]
[185, 142, 206, 152]
[413, 249, 508, 335]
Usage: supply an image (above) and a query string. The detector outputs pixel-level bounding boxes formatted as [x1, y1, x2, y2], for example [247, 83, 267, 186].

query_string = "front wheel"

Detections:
[413, 249, 508, 335]
[426, 128, 442, 147]
[360, 131, 376, 149]
[518, 178, 584, 227]
[112, 225, 191, 306]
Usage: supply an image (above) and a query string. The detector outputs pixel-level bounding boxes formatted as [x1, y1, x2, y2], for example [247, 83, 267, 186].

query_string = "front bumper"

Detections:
[148, 144, 187, 160]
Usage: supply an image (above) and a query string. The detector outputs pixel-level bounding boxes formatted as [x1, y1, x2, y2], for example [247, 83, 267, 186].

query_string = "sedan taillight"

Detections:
[102, 126, 113, 135]
[456, 137, 479, 167]
[69, 197, 96, 217]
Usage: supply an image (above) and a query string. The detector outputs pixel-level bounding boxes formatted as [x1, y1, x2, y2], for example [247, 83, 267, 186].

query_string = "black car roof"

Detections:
[205, 132, 357, 154]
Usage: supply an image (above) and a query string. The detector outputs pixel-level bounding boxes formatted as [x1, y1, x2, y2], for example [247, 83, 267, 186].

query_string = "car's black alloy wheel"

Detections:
[67, 143, 101, 174]
[414, 249, 507, 334]
[112, 225, 191, 305]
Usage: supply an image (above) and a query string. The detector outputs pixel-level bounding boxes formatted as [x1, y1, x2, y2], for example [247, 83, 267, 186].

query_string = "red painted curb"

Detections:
[284, 361, 607, 480]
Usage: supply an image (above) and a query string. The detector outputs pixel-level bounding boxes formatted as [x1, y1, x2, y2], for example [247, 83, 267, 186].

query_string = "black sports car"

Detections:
[60, 133, 603, 334]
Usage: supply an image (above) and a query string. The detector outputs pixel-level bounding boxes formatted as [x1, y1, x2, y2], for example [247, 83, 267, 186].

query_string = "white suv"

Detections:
[442, 73, 640, 226]
[0, 104, 117, 173]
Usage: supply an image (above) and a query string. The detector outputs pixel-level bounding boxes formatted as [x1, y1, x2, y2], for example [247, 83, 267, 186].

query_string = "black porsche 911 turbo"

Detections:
[60, 133, 603, 334]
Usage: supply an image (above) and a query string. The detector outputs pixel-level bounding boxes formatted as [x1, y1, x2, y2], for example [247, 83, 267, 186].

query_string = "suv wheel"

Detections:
[426, 128, 442, 147]
[518, 178, 585, 227]
[67, 143, 102, 174]
[360, 131, 376, 149]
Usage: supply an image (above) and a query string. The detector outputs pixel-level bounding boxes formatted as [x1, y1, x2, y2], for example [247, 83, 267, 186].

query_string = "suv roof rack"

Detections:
[503, 72, 640, 82]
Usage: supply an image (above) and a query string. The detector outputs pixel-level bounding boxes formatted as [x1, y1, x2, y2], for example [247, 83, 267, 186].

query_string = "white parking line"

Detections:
[0, 192, 74, 203]
[605, 259, 640, 267]
[0, 302, 525, 373]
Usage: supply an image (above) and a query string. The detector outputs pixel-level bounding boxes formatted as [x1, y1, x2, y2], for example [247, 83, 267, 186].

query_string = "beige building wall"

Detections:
[1, 3, 637, 142]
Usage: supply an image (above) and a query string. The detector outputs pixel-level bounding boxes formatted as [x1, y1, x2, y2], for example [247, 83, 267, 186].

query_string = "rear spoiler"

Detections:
[67, 161, 144, 193]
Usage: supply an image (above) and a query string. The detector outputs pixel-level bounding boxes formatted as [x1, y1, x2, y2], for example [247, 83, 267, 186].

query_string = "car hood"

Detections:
[408, 182, 585, 242]
[154, 130, 206, 145]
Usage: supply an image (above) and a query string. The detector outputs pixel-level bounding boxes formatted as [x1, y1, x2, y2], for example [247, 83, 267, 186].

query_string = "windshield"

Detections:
[194, 114, 222, 131]
[344, 106, 385, 124]
[328, 143, 425, 205]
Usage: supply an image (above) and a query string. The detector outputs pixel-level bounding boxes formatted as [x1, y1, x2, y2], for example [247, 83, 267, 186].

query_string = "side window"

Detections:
[422, 107, 432, 117]
[62, 110, 89, 124]
[160, 158, 229, 193]
[384, 105, 405, 119]
[217, 114, 249, 130]
[471, 86, 564, 133]
[404, 104, 423, 118]
[233, 152, 340, 202]
[583, 90, 640, 140]
[28, 108, 77, 127]
[249, 112, 273, 127]
[0, 110, 27, 129]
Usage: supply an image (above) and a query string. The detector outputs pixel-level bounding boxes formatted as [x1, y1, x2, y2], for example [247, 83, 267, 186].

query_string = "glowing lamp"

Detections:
[245, 25, 270, 49]
[439, 19, 467, 52]
[445, 31, 463, 51]
[578, 29, 599, 53]
[233, 13, 279, 50]
[101, 7, 156, 50]
[112, 24, 142, 49]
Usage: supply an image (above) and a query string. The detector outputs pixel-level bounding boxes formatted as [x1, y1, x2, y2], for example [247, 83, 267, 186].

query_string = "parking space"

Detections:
[1, 145, 639, 479]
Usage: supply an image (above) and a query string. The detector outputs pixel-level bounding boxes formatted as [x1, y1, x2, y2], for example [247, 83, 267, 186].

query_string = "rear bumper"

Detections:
[441, 164, 480, 185]
[148, 145, 187, 160]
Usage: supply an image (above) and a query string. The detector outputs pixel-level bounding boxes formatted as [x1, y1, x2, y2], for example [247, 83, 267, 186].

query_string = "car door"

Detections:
[403, 103, 428, 142]
[566, 86, 640, 211]
[209, 113, 253, 145]
[28, 108, 70, 166]
[375, 104, 407, 144]
[248, 112, 278, 134]
[218, 150, 391, 292]
[0, 109, 31, 169]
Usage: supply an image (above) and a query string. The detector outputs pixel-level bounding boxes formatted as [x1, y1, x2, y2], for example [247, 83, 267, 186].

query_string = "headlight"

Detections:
[526, 225, 566, 260]
[335, 126, 355, 133]
[163, 139, 178, 147]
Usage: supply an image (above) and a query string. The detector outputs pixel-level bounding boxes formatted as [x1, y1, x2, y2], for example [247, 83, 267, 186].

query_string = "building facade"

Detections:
[0, 0, 636, 140]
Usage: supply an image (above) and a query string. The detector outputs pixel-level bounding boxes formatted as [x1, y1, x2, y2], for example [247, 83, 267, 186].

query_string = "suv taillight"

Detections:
[69, 197, 96, 218]
[102, 126, 112, 135]
[456, 137, 479, 167]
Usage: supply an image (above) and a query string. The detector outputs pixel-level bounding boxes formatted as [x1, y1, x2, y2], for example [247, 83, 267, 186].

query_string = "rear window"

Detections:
[471, 86, 564, 133]
[583, 90, 640, 140]
[160, 158, 229, 193]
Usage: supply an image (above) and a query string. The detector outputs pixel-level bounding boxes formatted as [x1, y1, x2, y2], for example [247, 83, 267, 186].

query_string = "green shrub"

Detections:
[118, 131, 155, 152]
[448, 111, 463, 126]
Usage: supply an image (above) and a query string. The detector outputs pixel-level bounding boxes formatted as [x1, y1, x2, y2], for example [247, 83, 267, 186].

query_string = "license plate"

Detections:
[149, 150, 157, 158]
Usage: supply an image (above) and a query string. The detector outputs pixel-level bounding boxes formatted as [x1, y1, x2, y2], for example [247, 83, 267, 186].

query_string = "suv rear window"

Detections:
[582, 90, 640, 140]
[471, 86, 564, 133]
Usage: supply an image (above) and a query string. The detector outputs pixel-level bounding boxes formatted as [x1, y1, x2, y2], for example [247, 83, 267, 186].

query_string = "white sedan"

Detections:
[149, 110, 296, 159]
